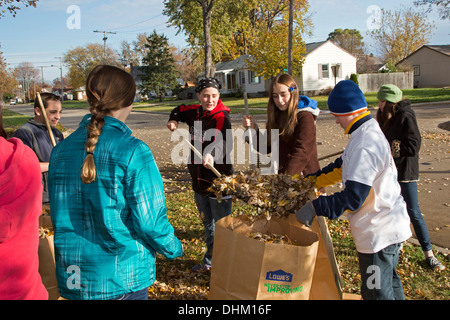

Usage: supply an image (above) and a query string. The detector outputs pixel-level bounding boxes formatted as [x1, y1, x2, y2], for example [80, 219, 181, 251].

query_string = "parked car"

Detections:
[9, 99, 16, 105]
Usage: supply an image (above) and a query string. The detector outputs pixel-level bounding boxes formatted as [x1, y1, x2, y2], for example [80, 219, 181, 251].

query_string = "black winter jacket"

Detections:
[381, 99, 421, 182]
[169, 100, 234, 195]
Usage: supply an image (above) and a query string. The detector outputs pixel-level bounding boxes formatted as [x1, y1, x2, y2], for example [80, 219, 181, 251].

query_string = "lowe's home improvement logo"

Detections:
[264, 270, 303, 294]
[265, 270, 293, 282]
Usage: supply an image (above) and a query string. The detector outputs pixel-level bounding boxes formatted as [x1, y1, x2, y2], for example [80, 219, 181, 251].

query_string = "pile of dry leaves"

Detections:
[249, 231, 299, 245]
[207, 171, 317, 219]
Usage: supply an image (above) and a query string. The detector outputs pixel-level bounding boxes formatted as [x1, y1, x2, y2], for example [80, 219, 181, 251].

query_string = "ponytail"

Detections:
[80, 65, 136, 184]
[80, 111, 106, 184]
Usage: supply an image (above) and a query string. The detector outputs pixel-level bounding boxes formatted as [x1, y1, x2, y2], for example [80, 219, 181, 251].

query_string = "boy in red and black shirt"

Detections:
[167, 78, 233, 272]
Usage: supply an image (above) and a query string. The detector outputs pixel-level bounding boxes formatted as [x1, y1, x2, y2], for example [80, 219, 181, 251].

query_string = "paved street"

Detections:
[8, 102, 255, 130]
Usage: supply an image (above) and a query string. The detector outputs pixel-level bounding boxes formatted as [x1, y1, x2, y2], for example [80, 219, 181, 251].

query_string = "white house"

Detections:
[214, 55, 266, 95]
[299, 40, 357, 94]
[213, 40, 357, 96]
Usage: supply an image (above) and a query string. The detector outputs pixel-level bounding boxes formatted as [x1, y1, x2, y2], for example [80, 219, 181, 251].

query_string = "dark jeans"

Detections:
[400, 181, 432, 252]
[194, 192, 232, 265]
[111, 287, 149, 300]
[358, 243, 404, 300]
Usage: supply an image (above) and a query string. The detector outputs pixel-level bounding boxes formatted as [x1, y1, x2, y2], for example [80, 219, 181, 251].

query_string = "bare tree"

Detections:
[414, 0, 450, 19]
[119, 33, 150, 68]
[15, 62, 40, 102]
[368, 7, 434, 65]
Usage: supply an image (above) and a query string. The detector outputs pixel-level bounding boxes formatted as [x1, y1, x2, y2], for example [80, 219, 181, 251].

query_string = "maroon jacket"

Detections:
[256, 109, 320, 176]
[278, 110, 320, 176]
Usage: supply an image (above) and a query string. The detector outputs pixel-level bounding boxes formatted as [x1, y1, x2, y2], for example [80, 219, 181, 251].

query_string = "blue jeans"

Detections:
[400, 181, 432, 252]
[194, 192, 232, 265]
[358, 243, 404, 300]
[110, 287, 148, 300]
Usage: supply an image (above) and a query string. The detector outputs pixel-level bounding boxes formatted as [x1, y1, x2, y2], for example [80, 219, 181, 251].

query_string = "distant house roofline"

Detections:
[396, 45, 450, 66]
[305, 40, 357, 59]
[213, 40, 356, 75]
[215, 54, 251, 73]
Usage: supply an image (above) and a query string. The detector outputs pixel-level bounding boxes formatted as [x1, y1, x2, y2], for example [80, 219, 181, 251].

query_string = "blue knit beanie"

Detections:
[328, 80, 367, 116]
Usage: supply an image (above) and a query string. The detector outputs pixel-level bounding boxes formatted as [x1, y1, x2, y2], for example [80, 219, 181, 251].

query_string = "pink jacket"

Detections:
[0, 137, 48, 300]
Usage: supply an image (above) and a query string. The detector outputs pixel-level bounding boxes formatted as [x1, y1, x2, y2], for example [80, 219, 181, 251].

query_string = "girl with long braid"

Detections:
[48, 65, 182, 300]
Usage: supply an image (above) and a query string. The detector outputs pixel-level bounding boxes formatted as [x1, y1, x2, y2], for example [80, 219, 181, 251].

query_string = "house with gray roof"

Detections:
[214, 54, 266, 95]
[396, 45, 450, 88]
[213, 40, 357, 96]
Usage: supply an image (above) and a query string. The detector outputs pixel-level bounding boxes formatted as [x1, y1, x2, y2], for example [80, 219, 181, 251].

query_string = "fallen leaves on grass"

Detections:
[149, 263, 210, 300]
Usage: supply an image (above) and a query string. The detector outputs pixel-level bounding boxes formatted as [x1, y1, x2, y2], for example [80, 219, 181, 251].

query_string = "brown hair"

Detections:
[34, 92, 60, 113]
[81, 65, 136, 184]
[266, 74, 299, 142]
[376, 101, 397, 132]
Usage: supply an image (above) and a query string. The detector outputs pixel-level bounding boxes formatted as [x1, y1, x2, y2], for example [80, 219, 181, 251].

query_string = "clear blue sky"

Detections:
[0, 0, 448, 83]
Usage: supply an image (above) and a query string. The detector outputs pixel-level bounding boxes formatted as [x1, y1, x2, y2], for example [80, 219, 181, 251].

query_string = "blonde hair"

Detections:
[266, 74, 299, 142]
[81, 65, 136, 184]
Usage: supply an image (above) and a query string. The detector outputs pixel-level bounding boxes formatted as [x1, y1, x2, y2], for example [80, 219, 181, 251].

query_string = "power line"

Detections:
[108, 14, 163, 31]
[112, 22, 168, 36]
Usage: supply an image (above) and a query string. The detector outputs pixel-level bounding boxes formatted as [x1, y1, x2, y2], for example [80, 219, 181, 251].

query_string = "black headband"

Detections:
[195, 78, 222, 93]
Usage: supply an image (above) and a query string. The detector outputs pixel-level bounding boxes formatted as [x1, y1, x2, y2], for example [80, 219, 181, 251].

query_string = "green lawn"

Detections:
[365, 88, 450, 108]
[1, 108, 30, 136]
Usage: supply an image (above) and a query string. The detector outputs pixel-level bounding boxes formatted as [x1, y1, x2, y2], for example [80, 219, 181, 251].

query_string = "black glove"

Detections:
[295, 201, 316, 227]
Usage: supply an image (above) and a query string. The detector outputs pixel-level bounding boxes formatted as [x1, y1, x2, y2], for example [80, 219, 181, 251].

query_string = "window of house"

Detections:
[321, 64, 329, 79]
[248, 71, 261, 84]
[216, 74, 225, 88]
[413, 65, 420, 76]
[239, 71, 245, 85]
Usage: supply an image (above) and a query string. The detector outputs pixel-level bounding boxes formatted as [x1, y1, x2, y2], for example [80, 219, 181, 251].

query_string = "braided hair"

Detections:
[81, 65, 136, 184]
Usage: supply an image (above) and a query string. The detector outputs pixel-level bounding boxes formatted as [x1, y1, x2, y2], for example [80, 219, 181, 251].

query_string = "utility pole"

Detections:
[287, 0, 293, 75]
[38, 66, 46, 88]
[93, 30, 117, 63]
[53, 57, 64, 103]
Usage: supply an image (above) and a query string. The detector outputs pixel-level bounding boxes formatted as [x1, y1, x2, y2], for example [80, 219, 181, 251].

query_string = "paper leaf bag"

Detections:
[38, 213, 60, 300]
[209, 214, 319, 300]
